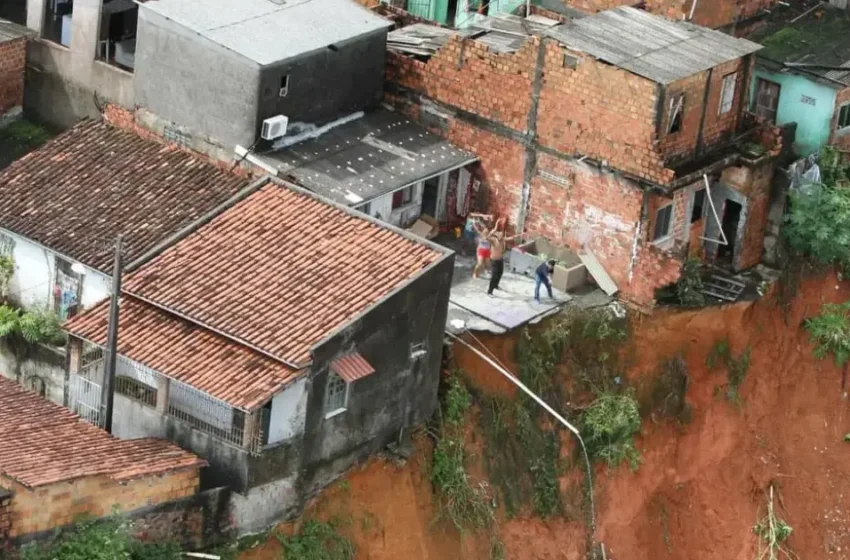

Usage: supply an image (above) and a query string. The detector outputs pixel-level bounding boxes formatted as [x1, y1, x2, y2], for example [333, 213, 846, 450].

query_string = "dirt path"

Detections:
[243, 271, 850, 560]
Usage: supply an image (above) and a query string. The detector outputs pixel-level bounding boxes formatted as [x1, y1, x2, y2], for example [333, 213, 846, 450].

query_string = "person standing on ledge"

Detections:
[534, 259, 556, 303]
[487, 218, 520, 296]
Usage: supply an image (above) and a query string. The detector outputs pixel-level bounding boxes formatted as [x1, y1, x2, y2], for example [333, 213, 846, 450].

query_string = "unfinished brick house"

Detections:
[0, 19, 31, 121]
[386, 7, 782, 305]
[0, 376, 205, 544]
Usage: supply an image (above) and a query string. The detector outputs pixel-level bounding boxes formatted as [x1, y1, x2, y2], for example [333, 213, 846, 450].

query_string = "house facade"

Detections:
[64, 178, 454, 532]
[385, 7, 782, 305]
[746, 5, 850, 156]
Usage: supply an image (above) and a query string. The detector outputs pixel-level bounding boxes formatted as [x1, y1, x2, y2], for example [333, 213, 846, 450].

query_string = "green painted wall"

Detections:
[454, 0, 527, 28]
[751, 68, 837, 157]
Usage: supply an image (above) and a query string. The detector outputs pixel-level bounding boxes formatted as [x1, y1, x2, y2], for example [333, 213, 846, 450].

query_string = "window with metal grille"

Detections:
[325, 372, 348, 415]
[838, 104, 850, 130]
[653, 204, 673, 241]
[719, 73, 737, 115]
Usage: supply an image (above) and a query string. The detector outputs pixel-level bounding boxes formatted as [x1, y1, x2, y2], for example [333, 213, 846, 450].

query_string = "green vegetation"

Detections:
[21, 518, 180, 560]
[647, 355, 691, 424]
[707, 339, 751, 404]
[0, 255, 13, 299]
[752, 486, 794, 560]
[675, 258, 706, 307]
[0, 304, 65, 347]
[804, 301, 850, 368]
[785, 184, 850, 272]
[579, 392, 642, 471]
[277, 520, 355, 560]
[432, 373, 494, 532]
[0, 119, 54, 169]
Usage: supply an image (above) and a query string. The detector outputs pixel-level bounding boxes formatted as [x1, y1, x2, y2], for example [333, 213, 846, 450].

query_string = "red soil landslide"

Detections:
[244, 272, 850, 560]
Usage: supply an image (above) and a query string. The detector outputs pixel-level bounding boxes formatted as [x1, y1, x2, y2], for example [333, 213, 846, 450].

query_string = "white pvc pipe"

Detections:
[699, 173, 729, 246]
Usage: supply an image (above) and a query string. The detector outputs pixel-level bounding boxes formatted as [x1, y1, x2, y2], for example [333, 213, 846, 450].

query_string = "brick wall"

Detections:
[537, 45, 674, 185]
[830, 86, 850, 151]
[658, 57, 750, 165]
[0, 37, 26, 116]
[3, 468, 200, 538]
[0, 490, 11, 542]
[720, 159, 774, 269]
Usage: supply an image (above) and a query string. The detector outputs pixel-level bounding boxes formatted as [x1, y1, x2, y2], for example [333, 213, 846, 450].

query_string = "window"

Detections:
[667, 94, 684, 134]
[95, 1, 138, 71]
[410, 342, 428, 361]
[653, 204, 673, 241]
[53, 258, 81, 321]
[43, 0, 73, 46]
[358, 201, 372, 215]
[279, 75, 289, 97]
[392, 185, 414, 209]
[324, 373, 349, 416]
[563, 53, 578, 69]
[691, 189, 706, 223]
[753, 78, 781, 123]
[0, 232, 14, 258]
[838, 104, 850, 130]
[719, 73, 737, 115]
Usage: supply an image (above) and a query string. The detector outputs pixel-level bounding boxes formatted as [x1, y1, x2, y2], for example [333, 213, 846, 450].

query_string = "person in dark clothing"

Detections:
[534, 259, 555, 302]
[487, 218, 520, 295]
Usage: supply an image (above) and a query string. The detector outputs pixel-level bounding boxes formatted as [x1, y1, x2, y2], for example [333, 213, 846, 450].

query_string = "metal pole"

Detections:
[102, 235, 123, 433]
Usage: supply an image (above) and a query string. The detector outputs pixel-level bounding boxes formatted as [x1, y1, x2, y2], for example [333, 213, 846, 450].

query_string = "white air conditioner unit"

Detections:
[261, 115, 289, 141]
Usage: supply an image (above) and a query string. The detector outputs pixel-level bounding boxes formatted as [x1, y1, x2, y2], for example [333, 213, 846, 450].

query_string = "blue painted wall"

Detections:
[750, 68, 837, 157]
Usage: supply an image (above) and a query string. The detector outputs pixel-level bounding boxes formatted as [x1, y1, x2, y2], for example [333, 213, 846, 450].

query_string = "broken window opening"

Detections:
[691, 188, 706, 223]
[43, 0, 73, 47]
[753, 78, 780, 123]
[719, 72, 737, 115]
[667, 94, 684, 135]
[279, 74, 289, 97]
[95, 0, 138, 72]
[392, 185, 415, 209]
[324, 372, 349, 417]
[838, 104, 850, 130]
[653, 204, 673, 242]
[563, 53, 578, 70]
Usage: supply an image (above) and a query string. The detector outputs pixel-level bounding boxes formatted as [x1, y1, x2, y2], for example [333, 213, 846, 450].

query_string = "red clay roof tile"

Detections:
[0, 377, 205, 488]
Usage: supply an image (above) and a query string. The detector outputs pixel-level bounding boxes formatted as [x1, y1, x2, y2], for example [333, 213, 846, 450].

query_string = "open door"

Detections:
[717, 200, 741, 264]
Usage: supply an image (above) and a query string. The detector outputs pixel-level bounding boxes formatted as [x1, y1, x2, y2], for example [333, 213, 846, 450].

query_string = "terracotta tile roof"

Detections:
[64, 296, 300, 410]
[0, 120, 250, 271]
[0, 376, 205, 488]
[123, 182, 445, 366]
[330, 352, 375, 383]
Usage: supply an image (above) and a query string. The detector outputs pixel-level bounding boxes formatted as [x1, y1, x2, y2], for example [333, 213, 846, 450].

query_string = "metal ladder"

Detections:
[701, 273, 746, 302]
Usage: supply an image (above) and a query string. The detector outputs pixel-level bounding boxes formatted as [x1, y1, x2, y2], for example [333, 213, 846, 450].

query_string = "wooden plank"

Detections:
[578, 251, 618, 296]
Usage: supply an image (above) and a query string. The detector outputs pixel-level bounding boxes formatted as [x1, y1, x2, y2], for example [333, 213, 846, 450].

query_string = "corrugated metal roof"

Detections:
[0, 19, 33, 43]
[547, 7, 762, 84]
[140, 0, 392, 66]
[330, 352, 375, 383]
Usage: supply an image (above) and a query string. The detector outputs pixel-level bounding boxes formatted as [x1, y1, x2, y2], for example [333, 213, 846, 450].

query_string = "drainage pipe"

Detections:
[444, 330, 597, 539]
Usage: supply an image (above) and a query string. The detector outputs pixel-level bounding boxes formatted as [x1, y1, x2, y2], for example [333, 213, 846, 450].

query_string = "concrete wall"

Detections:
[25, 0, 134, 128]
[750, 68, 837, 157]
[297, 253, 453, 491]
[259, 30, 386, 131]
[0, 338, 65, 405]
[1, 228, 110, 312]
[133, 8, 261, 150]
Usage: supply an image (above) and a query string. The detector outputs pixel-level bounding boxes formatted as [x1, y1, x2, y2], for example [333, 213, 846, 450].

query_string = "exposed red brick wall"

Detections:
[525, 153, 573, 242]
[0, 491, 11, 542]
[0, 37, 27, 116]
[658, 58, 750, 164]
[830, 86, 850, 151]
[387, 36, 537, 132]
[3, 469, 200, 538]
[720, 159, 774, 269]
[537, 45, 674, 185]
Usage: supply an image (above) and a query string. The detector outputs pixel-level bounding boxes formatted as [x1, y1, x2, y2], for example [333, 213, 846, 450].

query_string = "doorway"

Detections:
[717, 200, 742, 264]
[421, 176, 440, 218]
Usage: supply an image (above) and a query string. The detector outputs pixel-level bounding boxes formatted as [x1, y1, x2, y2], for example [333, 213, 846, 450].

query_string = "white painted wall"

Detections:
[2, 229, 110, 312]
[267, 377, 308, 445]
[357, 182, 425, 228]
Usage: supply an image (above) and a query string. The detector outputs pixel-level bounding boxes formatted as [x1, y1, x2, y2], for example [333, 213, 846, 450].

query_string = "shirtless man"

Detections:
[487, 218, 520, 295]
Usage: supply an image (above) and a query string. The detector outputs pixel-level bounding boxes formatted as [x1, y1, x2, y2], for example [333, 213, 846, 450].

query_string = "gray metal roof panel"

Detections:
[257, 110, 477, 205]
[139, 0, 391, 65]
[548, 6, 761, 84]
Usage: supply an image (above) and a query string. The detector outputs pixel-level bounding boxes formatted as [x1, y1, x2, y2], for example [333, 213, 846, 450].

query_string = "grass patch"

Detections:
[707, 339, 751, 405]
[20, 517, 180, 560]
[580, 392, 642, 470]
[277, 520, 355, 560]
[804, 301, 850, 368]
[0, 119, 54, 169]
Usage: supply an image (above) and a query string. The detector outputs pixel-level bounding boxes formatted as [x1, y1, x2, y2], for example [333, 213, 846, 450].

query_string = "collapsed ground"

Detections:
[232, 269, 849, 560]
